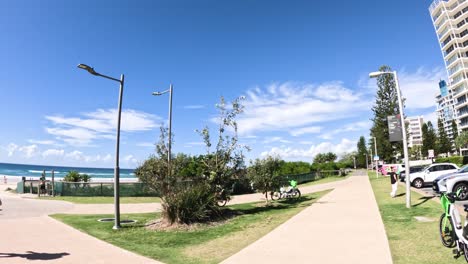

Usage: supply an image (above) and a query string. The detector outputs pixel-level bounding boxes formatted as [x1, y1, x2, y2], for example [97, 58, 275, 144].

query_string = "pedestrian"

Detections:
[388, 166, 399, 198]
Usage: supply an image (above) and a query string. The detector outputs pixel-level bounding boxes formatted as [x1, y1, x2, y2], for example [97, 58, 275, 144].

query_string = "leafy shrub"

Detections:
[162, 182, 219, 224]
[247, 156, 282, 203]
[435, 156, 468, 166]
[310, 162, 339, 171]
[63, 171, 91, 182]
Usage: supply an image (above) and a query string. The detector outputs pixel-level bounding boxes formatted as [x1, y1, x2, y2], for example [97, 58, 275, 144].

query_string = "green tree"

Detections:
[277, 161, 311, 175]
[370, 65, 403, 163]
[336, 152, 356, 169]
[313, 152, 337, 163]
[197, 96, 249, 189]
[356, 136, 368, 168]
[455, 131, 468, 150]
[63, 171, 91, 182]
[437, 118, 451, 155]
[135, 126, 220, 225]
[409, 145, 422, 160]
[422, 121, 437, 157]
[247, 155, 282, 204]
[451, 119, 459, 152]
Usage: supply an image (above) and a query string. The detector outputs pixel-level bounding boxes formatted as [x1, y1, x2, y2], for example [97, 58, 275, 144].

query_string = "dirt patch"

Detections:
[183, 216, 278, 262]
[144, 209, 241, 231]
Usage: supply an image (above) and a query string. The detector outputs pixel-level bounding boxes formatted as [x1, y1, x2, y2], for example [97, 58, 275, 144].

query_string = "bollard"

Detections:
[51, 170, 55, 197]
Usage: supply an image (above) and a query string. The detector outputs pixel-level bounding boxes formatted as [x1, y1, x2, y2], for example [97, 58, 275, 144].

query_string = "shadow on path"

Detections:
[413, 196, 434, 207]
[0, 251, 70, 260]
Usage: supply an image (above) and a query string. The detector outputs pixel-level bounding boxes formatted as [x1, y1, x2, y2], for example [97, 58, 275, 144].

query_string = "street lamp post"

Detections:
[373, 136, 378, 178]
[353, 156, 356, 169]
[152, 84, 173, 176]
[77, 64, 124, 229]
[364, 153, 368, 170]
[370, 70, 411, 208]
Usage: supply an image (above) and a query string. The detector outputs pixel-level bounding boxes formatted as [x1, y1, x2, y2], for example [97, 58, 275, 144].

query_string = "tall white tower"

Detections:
[429, 0, 468, 133]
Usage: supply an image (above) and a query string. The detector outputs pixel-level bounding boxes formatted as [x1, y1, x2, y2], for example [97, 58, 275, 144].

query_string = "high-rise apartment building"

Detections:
[430, 0, 468, 133]
[435, 80, 456, 139]
[406, 116, 424, 148]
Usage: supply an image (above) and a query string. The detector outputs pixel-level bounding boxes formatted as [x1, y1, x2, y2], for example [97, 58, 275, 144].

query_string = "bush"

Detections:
[435, 156, 468, 166]
[63, 171, 91, 182]
[162, 182, 219, 224]
[310, 162, 339, 171]
[247, 156, 282, 203]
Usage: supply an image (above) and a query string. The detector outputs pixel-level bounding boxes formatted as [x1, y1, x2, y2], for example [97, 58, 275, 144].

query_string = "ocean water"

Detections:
[0, 162, 136, 179]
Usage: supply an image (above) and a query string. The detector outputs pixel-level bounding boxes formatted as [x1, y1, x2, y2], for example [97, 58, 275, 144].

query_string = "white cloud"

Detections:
[366, 67, 446, 110]
[184, 105, 205, 109]
[124, 155, 138, 165]
[423, 111, 438, 126]
[290, 126, 322, 137]
[136, 142, 154, 147]
[45, 108, 160, 146]
[42, 149, 65, 157]
[18, 144, 38, 158]
[237, 82, 372, 135]
[65, 150, 85, 161]
[261, 138, 356, 162]
[262, 137, 292, 144]
[319, 120, 372, 140]
[28, 139, 57, 145]
[6, 143, 18, 157]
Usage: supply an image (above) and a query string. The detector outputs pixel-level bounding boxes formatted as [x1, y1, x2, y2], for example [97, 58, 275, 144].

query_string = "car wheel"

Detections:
[454, 183, 468, 200]
[412, 178, 424, 189]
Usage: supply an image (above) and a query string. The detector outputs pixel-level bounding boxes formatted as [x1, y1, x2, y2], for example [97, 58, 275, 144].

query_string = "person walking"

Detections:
[388, 166, 398, 198]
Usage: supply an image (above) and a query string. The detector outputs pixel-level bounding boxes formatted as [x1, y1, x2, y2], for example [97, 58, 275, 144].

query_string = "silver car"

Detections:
[433, 165, 468, 199]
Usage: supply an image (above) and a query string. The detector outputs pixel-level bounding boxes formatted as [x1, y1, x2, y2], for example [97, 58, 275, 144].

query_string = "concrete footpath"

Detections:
[0, 171, 392, 264]
[0, 188, 162, 264]
[222, 170, 393, 264]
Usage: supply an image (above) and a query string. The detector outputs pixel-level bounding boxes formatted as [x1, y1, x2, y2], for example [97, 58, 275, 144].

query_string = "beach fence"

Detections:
[16, 170, 345, 196]
[17, 180, 158, 197]
[279, 170, 344, 185]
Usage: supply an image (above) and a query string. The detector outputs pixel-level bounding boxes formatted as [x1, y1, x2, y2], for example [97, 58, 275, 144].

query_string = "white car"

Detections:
[409, 163, 459, 188]
[435, 165, 468, 200]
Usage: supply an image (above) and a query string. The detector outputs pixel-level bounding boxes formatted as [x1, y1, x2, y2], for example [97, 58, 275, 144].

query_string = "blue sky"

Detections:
[0, 0, 446, 168]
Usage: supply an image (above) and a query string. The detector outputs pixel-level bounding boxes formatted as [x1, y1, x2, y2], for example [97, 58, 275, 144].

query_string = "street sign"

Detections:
[387, 115, 403, 142]
[428, 149, 434, 158]
[373, 155, 379, 161]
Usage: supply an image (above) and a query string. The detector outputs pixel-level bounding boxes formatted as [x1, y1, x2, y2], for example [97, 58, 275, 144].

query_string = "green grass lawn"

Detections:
[299, 175, 349, 187]
[40, 196, 160, 204]
[52, 190, 331, 264]
[368, 171, 465, 264]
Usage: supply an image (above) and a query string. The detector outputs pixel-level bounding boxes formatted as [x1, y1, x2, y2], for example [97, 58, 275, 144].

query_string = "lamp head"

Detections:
[152, 92, 162, 96]
[369, 71, 385, 78]
[77, 64, 98, 75]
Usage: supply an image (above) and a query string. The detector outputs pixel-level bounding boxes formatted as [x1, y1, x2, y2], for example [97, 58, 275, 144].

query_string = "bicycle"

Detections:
[270, 180, 301, 200]
[439, 190, 468, 261]
[215, 187, 230, 207]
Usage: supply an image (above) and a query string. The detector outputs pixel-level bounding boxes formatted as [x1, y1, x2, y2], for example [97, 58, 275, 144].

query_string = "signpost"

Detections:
[428, 149, 435, 162]
[387, 115, 403, 142]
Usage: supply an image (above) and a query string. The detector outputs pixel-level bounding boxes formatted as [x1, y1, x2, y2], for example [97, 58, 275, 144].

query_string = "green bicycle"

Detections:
[439, 190, 468, 261]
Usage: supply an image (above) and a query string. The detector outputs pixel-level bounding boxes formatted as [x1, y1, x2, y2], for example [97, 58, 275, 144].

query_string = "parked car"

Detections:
[408, 163, 459, 188]
[399, 165, 426, 182]
[433, 165, 468, 199]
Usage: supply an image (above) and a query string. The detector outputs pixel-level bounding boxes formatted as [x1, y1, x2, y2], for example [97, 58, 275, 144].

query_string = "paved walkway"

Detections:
[0, 188, 162, 264]
[0, 171, 392, 264]
[222, 170, 393, 264]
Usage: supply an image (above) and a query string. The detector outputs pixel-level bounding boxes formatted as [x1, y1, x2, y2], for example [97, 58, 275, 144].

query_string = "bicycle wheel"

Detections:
[270, 191, 281, 200]
[439, 213, 456, 248]
[291, 189, 301, 199]
[217, 199, 227, 207]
